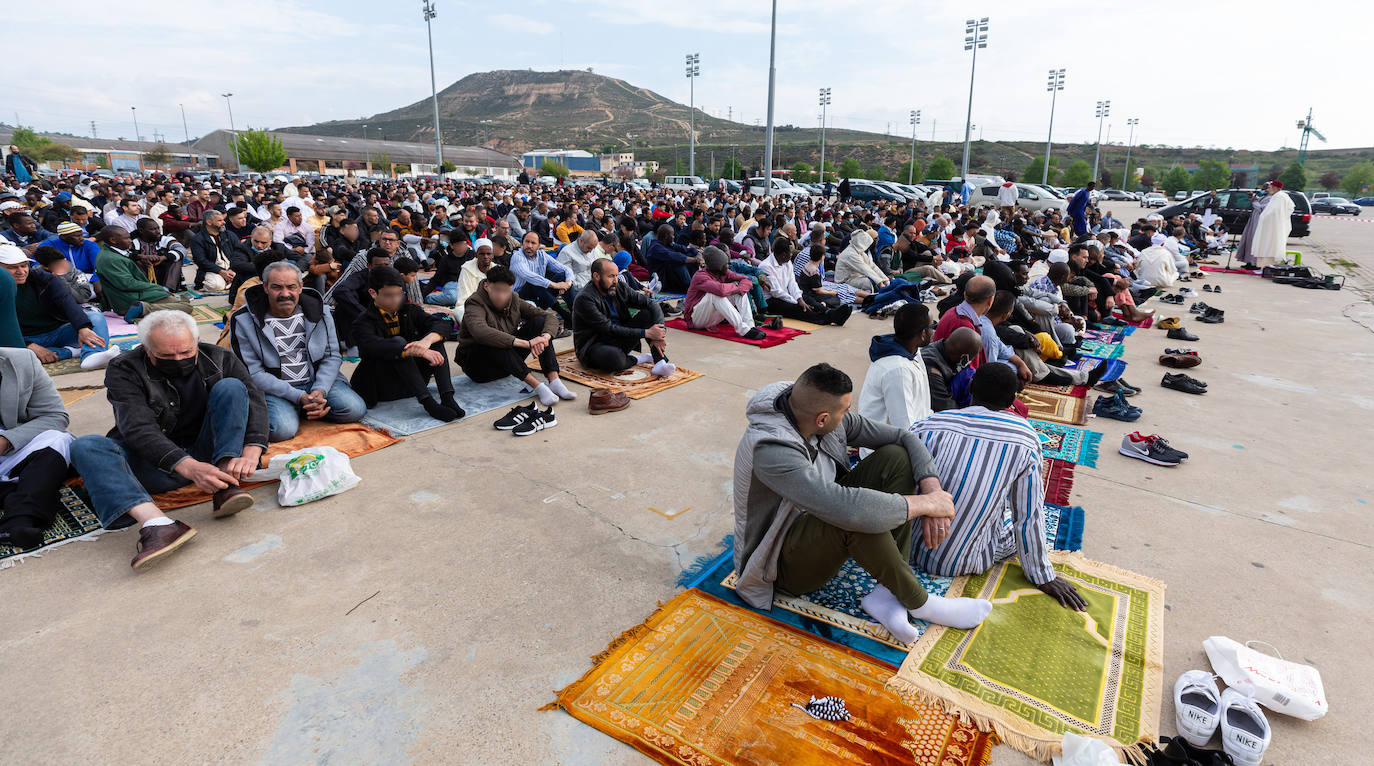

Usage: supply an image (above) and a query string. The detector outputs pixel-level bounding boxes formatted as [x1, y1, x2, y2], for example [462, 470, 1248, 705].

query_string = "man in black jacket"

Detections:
[572, 258, 675, 377]
[0, 244, 121, 370]
[69, 310, 268, 570]
[331, 247, 392, 349]
[188, 209, 251, 290]
[920, 327, 983, 412]
[349, 265, 463, 422]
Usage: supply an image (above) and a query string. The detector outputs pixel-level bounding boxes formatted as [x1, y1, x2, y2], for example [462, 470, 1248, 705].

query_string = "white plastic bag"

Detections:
[272, 446, 361, 506]
[1203, 636, 1327, 720]
[1053, 733, 1123, 765]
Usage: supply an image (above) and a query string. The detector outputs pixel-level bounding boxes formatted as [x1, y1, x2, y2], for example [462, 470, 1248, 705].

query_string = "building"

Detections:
[192, 130, 521, 178]
[599, 152, 635, 172]
[0, 131, 219, 173]
[520, 149, 601, 176]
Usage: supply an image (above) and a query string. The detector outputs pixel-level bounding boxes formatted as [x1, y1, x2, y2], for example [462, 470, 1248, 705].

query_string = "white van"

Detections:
[664, 175, 708, 192]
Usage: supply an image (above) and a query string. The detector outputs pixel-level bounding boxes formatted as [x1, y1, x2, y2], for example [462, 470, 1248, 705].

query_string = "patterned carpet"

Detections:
[1029, 419, 1103, 467]
[540, 350, 703, 400]
[0, 486, 106, 569]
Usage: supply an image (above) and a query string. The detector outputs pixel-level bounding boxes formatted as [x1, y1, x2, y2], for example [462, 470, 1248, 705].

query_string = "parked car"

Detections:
[1311, 191, 1330, 200]
[1142, 192, 1168, 208]
[663, 174, 708, 192]
[1353, 197, 1374, 206]
[1099, 189, 1134, 201]
[1310, 197, 1361, 216]
[1173, 190, 1189, 200]
[968, 182, 1068, 212]
[747, 177, 809, 198]
[1158, 189, 1311, 238]
[844, 179, 906, 202]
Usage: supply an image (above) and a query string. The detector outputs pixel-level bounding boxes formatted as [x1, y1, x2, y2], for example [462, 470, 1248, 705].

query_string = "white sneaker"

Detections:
[1172, 670, 1220, 746]
[1178, 287, 1197, 297]
[1219, 687, 1271, 766]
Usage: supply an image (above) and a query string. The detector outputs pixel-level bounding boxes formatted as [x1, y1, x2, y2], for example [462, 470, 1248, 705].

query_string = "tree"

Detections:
[1060, 160, 1093, 187]
[1318, 171, 1341, 190]
[601, 144, 619, 155]
[1277, 162, 1306, 192]
[464, 168, 480, 177]
[816, 159, 836, 182]
[721, 157, 745, 180]
[1098, 168, 1113, 187]
[864, 166, 887, 181]
[439, 160, 456, 174]
[234, 128, 288, 173]
[926, 154, 957, 180]
[838, 157, 862, 179]
[539, 159, 569, 179]
[11, 127, 49, 155]
[394, 163, 411, 175]
[1139, 172, 1155, 189]
[898, 159, 924, 184]
[1023, 156, 1060, 185]
[672, 159, 687, 175]
[1341, 161, 1374, 197]
[790, 161, 813, 183]
[1191, 159, 1229, 192]
[369, 153, 393, 176]
[144, 141, 171, 169]
[614, 166, 636, 181]
[39, 143, 80, 165]
[1161, 166, 1193, 196]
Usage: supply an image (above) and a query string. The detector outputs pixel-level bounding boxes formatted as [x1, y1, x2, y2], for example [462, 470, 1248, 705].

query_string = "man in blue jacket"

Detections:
[0, 244, 120, 370]
[230, 261, 365, 442]
[1067, 182, 1094, 236]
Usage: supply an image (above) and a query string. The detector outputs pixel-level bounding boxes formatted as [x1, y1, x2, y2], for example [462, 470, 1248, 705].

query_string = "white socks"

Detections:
[910, 593, 994, 630]
[547, 377, 577, 400]
[80, 346, 122, 370]
[533, 382, 559, 407]
[142, 516, 175, 528]
[631, 351, 653, 365]
[651, 359, 676, 377]
[862, 584, 994, 641]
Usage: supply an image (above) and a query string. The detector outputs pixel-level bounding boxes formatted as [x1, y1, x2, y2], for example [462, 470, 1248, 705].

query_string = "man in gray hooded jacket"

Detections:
[732, 362, 995, 643]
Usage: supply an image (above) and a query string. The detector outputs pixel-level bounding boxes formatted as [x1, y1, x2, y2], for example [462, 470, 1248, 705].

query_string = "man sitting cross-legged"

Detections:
[923, 326, 984, 412]
[230, 260, 367, 442]
[349, 266, 464, 423]
[0, 346, 76, 549]
[455, 265, 575, 408]
[683, 246, 769, 341]
[69, 310, 268, 569]
[733, 362, 994, 643]
[910, 363, 1087, 611]
[0, 244, 121, 370]
[572, 258, 676, 378]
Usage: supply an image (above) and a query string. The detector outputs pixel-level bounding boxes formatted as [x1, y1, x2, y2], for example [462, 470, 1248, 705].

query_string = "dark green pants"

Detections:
[775, 443, 928, 609]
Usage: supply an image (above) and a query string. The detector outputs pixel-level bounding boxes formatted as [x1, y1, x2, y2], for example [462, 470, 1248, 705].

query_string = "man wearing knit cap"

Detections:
[683, 246, 767, 341]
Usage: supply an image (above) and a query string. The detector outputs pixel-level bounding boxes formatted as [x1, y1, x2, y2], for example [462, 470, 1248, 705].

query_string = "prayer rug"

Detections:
[59, 386, 102, 406]
[41, 338, 143, 378]
[101, 311, 139, 338]
[181, 287, 229, 299]
[1082, 329, 1126, 344]
[359, 375, 532, 436]
[1199, 266, 1258, 275]
[1030, 420, 1102, 468]
[679, 506, 1084, 669]
[545, 589, 996, 766]
[1019, 386, 1087, 426]
[151, 420, 401, 510]
[889, 553, 1164, 764]
[1122, 315, 1153, 329]
[1077, 340, 1125, 360]
[1089, 322, 1135, 336]
[1064, 356, 1127, 383]
[538, 350, 703, 399]
[1024, 382, 1089, 398]
[191, 304, 228, 324]
[779, 317, 830, 331]
[0, 485, 107, 569]
[665, 317, 808, 348]
[1043, 458, 1076, 507]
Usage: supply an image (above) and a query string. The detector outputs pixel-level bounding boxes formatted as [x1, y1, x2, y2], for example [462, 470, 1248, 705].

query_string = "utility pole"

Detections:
[818, 88, 831, 182]
[908, 110, 921, 184]
[1091, 100, 1110, 184]
[221, 93, 240, 171]
[762, 0, 777, 197]
[1043, 68, 1065, 185]
[686, 53, 699, 177]
[960, 17, 988, 179]
[90, 121, 97, 138]
[422, 0, 444, 172]
[130, 106, 141, 142]
[179, 103, 190, 143]
[1121, 118, 1138, 190]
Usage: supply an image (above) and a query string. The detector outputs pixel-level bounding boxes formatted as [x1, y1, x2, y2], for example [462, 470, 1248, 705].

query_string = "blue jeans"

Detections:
[71, 378, 252, 528]
[23, 310, 109, 361]
[729, 260, 770, 313]
[424, 282, 459, 307]
[264, 378, 368, 442]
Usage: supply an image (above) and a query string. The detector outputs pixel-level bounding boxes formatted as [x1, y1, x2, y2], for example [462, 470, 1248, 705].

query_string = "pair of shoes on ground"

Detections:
[493, 401, 559, 436]
[1157, 316, 1182, 330]
[1178, 287, 1198, 298]
[1168, 327, 1200, 341]
[1163, 372, 1208, 394]
[1202, 284, 1222, 293]
[130, 485, 255, 570]
[1119, 432, 1189, 466]
[1160, 350, 1201, 368]
[1169, 670, 1271, 766]
[1159, 294, 1186, 305]
[588, 388, 630, 415]
[1093, 391, 1142, 421]
[1093, 378, 1141, 397]
[1188, 301, 1219, 315]
[1196, 307, 1225, 324]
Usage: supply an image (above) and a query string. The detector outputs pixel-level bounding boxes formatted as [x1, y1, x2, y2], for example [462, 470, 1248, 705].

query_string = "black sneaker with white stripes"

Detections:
[512, 406, 558, 436]
[493, 402, 537, 431]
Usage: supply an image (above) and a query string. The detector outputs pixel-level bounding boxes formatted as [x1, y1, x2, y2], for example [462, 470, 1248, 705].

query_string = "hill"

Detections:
[279, 69, 1374, 187]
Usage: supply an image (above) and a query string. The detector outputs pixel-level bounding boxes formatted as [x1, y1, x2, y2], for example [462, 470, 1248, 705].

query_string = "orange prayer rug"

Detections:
[545, 589, 995, 766]
[1019, 385, 1088, 425]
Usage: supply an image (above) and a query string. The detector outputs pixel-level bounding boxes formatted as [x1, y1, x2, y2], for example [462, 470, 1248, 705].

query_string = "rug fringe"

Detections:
[0, 528, 113, 571]
[541, 599, 671, 712]
[674, 534, 733, 588]
[1080, 430, 1102, 468]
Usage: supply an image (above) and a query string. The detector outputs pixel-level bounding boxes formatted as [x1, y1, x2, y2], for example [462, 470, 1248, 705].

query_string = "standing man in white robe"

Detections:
[1237, 181, 1294, 269]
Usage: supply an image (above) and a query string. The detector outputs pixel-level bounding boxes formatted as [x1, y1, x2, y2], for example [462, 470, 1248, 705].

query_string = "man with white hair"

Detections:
[70, 310, 269, 569]
[558, 229, 600, 291]
[230, 261, 365, 442]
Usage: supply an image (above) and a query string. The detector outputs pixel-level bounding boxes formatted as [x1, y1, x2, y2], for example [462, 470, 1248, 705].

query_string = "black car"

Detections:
[847, 181, 906, 202]
[1310, 197, 1361, 216]
[1158, 189, 1310, 238]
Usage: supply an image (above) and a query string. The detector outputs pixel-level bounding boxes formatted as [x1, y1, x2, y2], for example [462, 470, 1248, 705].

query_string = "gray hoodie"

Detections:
[731, 381, 938, 609]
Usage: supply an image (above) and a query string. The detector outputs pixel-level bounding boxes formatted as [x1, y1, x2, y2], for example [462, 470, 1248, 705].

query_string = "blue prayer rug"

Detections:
[1029, 419, 1104, 467]
[360, 375, 532, 436]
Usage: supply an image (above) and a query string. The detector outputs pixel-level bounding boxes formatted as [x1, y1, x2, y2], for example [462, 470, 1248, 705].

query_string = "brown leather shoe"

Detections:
[588, 388, 630, 415]
[131, 520, 196, 570]
[1158, 353, 1201, 369]
[212, 486, 255, 518]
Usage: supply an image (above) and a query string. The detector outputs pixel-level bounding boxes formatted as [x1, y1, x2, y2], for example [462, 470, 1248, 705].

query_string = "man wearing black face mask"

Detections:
[70, 310, 269, 570]
[921, 326, 983, 412]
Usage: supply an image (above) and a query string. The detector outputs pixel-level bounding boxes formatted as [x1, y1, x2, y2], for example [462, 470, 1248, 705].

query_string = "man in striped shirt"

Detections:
[911, 364, 1086, 610]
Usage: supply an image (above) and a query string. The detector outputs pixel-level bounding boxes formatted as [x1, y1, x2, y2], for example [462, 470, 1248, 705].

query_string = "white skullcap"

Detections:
[474, 237, 493, 250]
[1151, 233, 1167, 246]
[1047, 249, 1069, 263]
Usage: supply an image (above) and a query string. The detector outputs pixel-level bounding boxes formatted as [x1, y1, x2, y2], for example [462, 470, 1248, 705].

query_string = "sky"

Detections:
[10, 0, 1373, 153]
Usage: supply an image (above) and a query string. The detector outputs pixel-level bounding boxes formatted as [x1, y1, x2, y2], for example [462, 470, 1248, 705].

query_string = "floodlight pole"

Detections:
[762, 0, 777, 198]
[1044, 68, 1064, 185]
[960, 17, 988, 180]
[423, 1, 443, 172]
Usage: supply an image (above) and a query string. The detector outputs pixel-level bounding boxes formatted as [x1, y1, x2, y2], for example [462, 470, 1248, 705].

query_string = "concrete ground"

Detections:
[2, 206, 1370, 765]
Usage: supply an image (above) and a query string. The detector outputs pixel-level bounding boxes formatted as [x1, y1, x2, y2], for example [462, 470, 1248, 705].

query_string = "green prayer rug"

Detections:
[1077, 340, 1125, 359]
[889, 552, 1165, 764]
[0, 485, 107, 569]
